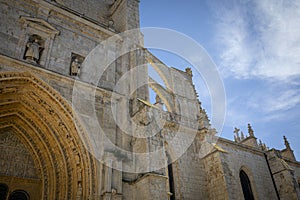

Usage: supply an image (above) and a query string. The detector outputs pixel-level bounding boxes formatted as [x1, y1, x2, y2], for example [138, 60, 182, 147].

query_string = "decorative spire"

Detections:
[234, 135, 238, 142]
[283, 136, 291, 150]
[185, 67, 193, 77]
[259, 139, 267, 151]
[248, 123, 254, 137]
[259, 139, 263, 148]
[241, 131, 245, 140]
[234, 127, 241, 142]
[262, 143, 267, 151]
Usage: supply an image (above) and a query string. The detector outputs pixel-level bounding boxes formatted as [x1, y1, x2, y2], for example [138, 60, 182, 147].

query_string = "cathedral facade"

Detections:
[0, 0, 299, 199]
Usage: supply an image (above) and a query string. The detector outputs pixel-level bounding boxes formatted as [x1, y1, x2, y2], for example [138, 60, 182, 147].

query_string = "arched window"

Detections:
[166, 153, 175, 200]
[8, 190, 30, 200]
[0, 183, 9, 200]
[240, 170, 254, 200]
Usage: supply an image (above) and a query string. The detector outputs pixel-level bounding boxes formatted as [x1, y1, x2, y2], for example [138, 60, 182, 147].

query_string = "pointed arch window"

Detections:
[166, 153, 175, 200]
[240, 170, 254, 200]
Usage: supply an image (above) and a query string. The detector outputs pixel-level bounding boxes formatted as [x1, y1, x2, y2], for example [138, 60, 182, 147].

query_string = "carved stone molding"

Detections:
[0, 71, 96, 199]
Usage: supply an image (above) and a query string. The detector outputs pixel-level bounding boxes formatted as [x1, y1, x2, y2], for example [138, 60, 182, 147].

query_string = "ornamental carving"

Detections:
[0, 131, 39, 179]
[0, 71, 96, 199]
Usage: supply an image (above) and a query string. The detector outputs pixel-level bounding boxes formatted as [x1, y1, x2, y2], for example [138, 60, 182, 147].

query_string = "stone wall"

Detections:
[203, 151, 229, 200]
[174, 139, 208, 199]
[0, 0, 141, 88]
[1, 0, 300, 199]
[52, 0, 110, 22]
[217, 138, 278, 199]
[267, 150, 300, 199]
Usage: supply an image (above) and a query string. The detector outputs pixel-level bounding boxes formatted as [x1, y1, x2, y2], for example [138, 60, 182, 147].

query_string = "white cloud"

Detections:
[247, 87, 300, 116]
[263, 89, 300, 113]
[213, 0, 300, 80]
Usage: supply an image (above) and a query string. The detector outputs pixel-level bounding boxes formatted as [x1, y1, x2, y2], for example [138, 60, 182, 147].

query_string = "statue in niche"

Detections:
[77, 167, 82, 182]
[24, 35, 43, 63]
[70, 54, 84, 76]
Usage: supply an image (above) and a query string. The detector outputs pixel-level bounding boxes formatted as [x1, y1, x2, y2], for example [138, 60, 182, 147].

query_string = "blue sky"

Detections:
[139, 0, 300, 159]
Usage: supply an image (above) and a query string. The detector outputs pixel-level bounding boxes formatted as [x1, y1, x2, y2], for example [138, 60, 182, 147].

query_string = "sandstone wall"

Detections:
[217, 138, 278, 199]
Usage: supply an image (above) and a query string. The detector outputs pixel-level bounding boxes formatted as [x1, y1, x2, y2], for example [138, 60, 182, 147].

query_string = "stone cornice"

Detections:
[0, 54, 124, 99]
[217, 137, 265, 156]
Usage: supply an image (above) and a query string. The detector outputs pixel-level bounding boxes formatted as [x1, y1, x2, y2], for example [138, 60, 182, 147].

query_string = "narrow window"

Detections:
[167, 153, 175, 200]
[0, 183, 8, 200]
[240, 170, 254, 200]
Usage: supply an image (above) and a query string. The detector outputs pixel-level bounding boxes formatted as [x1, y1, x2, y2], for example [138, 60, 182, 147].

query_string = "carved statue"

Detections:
[77, 167, 82, 182]
[25, 38, 42, 63]
[111, 188, 117, 195]
[75, 153, 80, 165]
[71, 58, 81, 76]
[155, 94, 162, 104]
[185, 67, 193, 76]
[248, 123, 254, 137]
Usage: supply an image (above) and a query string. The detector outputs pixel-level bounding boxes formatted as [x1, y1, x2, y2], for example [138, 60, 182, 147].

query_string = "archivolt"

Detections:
[0, 72, 96, 199]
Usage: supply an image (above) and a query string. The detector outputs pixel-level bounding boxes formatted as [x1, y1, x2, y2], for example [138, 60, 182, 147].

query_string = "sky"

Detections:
[139, 0, 300, 159]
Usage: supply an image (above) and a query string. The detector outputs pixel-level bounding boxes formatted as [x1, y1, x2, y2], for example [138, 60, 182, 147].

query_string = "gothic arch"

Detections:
[239, 166, 258, 200]
[0, 183, 8, 200]
[0, 72, 96, 199]
[8, 190, 30, 200]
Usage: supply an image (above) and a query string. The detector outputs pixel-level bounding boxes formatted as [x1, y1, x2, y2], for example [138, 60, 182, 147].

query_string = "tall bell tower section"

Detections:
[111, 0, 141, 31]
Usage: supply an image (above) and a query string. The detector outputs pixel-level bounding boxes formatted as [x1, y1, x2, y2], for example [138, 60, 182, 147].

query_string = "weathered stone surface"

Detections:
[0, 0, 299, 200]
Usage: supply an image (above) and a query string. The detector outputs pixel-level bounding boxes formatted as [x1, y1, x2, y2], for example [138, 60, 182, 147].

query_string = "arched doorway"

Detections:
[8, 190, 30, 200]
[0, 72, 96, 199]
[240, 170, 254, 200]
[0, 183, 8, 200]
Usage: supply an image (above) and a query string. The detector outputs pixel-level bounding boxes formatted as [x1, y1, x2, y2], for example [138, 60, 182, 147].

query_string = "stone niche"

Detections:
[70, 52, 85, 77]
[18, 16, 59, 67]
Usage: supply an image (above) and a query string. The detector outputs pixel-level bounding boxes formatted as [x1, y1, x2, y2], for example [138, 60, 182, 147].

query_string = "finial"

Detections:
[262, 143, 267, 151]
[283, 136, 291, 150]
[248, 123, 254, 137]
[241, 131, 245, 140]
[259, 139, 263, 147]
[259, 140, 267, 151]
[185, 67, 193, 77]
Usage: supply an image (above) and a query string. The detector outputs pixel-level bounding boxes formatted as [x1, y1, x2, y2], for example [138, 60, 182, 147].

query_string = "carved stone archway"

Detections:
[0, 72, 96, 199]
